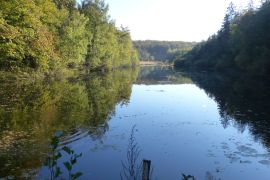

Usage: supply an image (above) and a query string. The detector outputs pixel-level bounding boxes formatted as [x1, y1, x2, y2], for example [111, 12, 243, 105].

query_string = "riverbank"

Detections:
[0, 69, 82, 83]
[0, 65, 140, 83]
[140, 61, 172, 66]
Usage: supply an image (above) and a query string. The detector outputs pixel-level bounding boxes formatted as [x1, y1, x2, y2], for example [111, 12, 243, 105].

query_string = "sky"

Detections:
[105, 0, 261, 42]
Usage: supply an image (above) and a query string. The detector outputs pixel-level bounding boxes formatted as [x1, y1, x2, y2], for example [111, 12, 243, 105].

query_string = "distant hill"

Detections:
[133, 40, 197, 62]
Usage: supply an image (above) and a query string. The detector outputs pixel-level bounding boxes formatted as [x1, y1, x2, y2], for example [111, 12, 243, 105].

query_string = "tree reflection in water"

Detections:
[0, 68, 139, 179]
[187, 71, 270, 148]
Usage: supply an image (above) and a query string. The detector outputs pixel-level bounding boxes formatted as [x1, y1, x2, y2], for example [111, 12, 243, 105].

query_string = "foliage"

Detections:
[175, 1, 270, 76]
[182, 174, 195, 180]
[62, 146, 83, 180]
[45, 132, 82, 180]
[133, 40, 196, 62]
[0, 0, 58, 70]
[45, 134, 63, 180]
[57, 11, 89, 67]
[0, 0, 139, 71]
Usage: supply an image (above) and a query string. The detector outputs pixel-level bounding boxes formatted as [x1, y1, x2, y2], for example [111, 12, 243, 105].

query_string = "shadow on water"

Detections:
[186, 71, 270, 149]
[0, 68, 139, 179]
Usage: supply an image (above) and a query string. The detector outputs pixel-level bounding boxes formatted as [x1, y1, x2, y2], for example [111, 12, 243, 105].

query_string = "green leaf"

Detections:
[62, 146, 72, 154]
[55, 152, 62, 160]
[63, 162, 72, 171]
[55, 167, 62, 178]
[71, 158, 77, 165]
[77, 153, 82, 158]
[51, 136, 60, 150]
[52, 161, 56, 167]
[71, 172, 82, 180]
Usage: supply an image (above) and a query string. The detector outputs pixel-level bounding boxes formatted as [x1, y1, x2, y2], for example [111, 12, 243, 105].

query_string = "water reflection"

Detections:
[1, 66, 270, 179]
[188, 72, 270, 149]
[136, 66, 193, 85]
[0, 68, 138, 178]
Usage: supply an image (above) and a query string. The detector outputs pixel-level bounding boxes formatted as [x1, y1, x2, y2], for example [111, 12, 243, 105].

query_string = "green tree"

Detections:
[80, 0, 109, 69]
[175, 1, 270, 76]
[0, 0, 58, 70]
[53, 0, 76, 11]
[57, 11, 89, 67]
[0, 0, 138, 71]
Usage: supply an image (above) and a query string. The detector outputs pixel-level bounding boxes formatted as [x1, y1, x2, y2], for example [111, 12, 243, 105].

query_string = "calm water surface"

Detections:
[1, 67, 270, 179]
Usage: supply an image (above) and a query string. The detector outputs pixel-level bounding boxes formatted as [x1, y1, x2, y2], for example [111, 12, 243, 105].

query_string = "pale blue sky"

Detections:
[105, 0, 261, 41]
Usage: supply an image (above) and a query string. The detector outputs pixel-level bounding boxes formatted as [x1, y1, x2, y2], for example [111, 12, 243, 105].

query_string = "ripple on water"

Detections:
[237, 145, 258, 155]
[258, 160, 270, 165]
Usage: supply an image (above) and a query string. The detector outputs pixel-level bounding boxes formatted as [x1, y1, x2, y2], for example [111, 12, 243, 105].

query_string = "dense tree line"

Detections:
[0, 0, 139, 71]
[175, 1, 270, 76]
[133, 40, 196, 62]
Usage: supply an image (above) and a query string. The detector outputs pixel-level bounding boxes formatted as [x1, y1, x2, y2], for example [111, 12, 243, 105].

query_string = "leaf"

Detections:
[55, 152, 62, 160]
[55, 167, 62, 178]
[51, 136, 60, 150]
[52, 161, 56, 167]
[62, 146, 72, 154]
[63, 162, 72, 171]
[77, 153, 82, 158]
[71, 172, 83, 180]
[71, 158, 77, 165]
[182, 173, 195, 180]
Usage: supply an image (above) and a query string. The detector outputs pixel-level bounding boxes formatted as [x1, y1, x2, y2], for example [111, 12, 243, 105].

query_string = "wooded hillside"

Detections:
[133, 40, 196, 62]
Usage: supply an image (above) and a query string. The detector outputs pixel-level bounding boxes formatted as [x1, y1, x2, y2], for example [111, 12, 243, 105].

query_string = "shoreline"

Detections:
[139, 61, 172, 66]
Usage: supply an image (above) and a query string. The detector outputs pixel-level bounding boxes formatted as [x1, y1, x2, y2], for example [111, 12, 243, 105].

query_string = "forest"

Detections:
[133, 40, 196, 62]
[174, 1, 270, 77]
[0, 0, 139, 72]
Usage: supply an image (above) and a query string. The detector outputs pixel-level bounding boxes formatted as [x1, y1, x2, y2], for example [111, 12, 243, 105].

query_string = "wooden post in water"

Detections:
[142, 160, 151, 180]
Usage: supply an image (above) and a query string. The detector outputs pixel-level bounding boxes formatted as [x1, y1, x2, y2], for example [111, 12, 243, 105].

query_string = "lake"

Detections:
[1, 66, 270, 179]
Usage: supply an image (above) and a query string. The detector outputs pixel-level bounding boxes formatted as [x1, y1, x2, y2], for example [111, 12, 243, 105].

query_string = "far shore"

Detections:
[139, 61, 172, 66]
